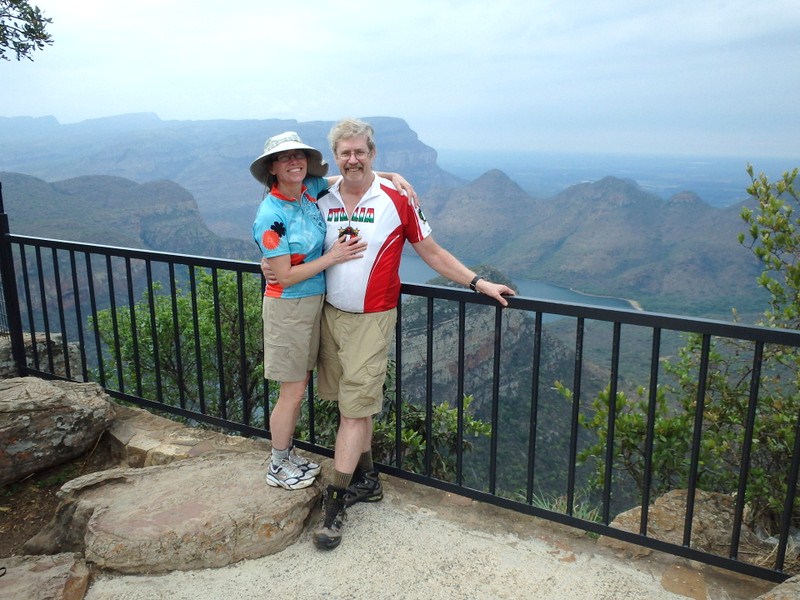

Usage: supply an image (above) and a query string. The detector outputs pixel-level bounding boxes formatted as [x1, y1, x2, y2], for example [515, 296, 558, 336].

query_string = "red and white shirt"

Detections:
[318, 175, 432, 313]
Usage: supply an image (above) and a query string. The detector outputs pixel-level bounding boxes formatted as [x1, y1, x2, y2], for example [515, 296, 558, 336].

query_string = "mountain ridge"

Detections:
[0, 114, 773, 317]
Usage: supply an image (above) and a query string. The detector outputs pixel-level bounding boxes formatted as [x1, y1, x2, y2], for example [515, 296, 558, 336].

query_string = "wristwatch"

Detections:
[469, 275, 483, 292]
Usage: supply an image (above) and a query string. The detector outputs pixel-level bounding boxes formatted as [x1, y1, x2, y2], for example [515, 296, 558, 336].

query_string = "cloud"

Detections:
[2, 0, 799, 157]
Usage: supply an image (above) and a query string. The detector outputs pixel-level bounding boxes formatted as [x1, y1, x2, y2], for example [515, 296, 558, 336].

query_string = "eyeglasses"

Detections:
[274, 151, 307, 163]
[336, 149, 371, 161]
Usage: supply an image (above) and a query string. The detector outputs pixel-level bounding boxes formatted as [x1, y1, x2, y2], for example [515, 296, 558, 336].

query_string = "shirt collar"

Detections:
[270, 183, 309, 202]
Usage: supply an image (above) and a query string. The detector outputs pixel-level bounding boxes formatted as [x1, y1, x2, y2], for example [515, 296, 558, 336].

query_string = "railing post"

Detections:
[0, 181, 28, 376]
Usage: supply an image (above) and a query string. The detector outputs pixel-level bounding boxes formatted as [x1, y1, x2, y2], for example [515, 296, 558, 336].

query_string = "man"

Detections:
[312, 118, 514, 550]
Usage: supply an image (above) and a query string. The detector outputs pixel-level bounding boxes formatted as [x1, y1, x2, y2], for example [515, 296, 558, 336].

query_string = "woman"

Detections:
[251, 131, 414, 490]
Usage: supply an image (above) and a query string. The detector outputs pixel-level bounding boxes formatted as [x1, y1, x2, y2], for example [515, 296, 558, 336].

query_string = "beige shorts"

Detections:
[262, 294, 324, 382]
[317, 304, 397, 418]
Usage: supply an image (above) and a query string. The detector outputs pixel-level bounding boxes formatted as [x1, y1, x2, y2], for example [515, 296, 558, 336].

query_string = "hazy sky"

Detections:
[3, 0, 799, 158]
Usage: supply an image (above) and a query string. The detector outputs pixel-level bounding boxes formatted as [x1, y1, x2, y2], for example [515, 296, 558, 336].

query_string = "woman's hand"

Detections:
[326, 235, 367, 265]
[260, 257, 278, 285]
[387, 173, 420, 208]
[261, 236, 366, 282]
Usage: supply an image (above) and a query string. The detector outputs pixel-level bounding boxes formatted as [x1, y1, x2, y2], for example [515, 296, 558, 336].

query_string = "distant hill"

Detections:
[0, 172, 253, 260]
[423, 171, 767, 315]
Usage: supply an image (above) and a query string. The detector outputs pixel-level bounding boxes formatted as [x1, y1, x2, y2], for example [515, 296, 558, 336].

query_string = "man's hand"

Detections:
[475, 279, 515, 307]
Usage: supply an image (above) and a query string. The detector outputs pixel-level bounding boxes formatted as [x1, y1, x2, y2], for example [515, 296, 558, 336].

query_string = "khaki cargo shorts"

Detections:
[317, 304, 397, 418]
[262, 294, 324, 382]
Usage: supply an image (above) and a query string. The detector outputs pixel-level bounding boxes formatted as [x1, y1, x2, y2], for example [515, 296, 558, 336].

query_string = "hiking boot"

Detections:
[313, 485, 347, 550]
[288, 447, 321, 478]
[266, 457, 316, 490]
[343, 467, 383, 506]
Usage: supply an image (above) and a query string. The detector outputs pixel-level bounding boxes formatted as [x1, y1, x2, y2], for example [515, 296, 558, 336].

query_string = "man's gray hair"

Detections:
[328, 118, 376, 155]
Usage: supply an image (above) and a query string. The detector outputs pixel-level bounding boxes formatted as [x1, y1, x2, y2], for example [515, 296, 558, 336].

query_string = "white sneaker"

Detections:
[266, 457, 315, 490]
[288, 448, 322, 478]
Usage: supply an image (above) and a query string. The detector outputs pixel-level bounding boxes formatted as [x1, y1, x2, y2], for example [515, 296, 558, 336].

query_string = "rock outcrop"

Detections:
[600, 489, 767, 559]
[0, 333, 82, 380]
[0, 378, 113, 485]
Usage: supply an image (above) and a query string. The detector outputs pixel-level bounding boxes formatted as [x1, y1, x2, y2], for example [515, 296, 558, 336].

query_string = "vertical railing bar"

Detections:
[85, 253, 105, 387]
[683, 333, 711, 547]
[189, 267, 206, 414]
[261, 378, 276, 434]
[640, 326, 662, 535]
[19, 245, 38, 370]
[394, 298, 403, 468]
[68, 250, 89, 381]
[212, 268, 227, 419]
[0, 188, 28, 376]
[50, 247, 71, 379]
[169, 263, 186, 410]
[125, 257, 142, 397]
[257, 263, 276, 437]
[602, 321, 622, 524]
[567, 317, 585, 514]
[774, 387, 800, 572]
[424, 296, 434, 476]
[34, 245, 53, 372]
[105, 254, 124, 392]
[257, 274, 269, 433]
[488, 306, 503, 496]
[730, 340, 763, 559]
[236, 271, 250, 426]
[145, 259, 164, 404]
[526, 311, 543, 504]
[456, 301, 466, 486]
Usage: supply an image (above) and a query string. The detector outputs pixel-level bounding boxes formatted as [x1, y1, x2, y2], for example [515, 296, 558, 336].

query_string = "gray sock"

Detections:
[272, 446, 289, 464]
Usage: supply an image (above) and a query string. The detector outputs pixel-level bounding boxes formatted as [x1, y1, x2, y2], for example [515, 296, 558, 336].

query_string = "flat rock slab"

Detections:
[106, 404, 269, 467]
[0, 553, 89, 600]
[756, 574, 800, 599]
[26, 453, 320, 574]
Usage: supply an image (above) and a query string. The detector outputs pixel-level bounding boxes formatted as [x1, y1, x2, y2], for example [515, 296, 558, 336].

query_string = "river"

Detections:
[399, 252, 639, 311]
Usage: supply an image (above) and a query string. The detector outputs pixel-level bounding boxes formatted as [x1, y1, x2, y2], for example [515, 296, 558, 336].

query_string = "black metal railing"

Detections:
[2, 192, 799, 583]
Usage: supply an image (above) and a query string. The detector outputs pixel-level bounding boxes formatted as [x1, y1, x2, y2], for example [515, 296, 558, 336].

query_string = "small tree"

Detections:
[93, 268, 266, 425]
[740, 165, 800, 329]
[0, 0, 53, 61]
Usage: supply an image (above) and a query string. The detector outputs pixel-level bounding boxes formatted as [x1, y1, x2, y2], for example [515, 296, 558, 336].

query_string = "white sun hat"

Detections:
[249, 131, 328, 185]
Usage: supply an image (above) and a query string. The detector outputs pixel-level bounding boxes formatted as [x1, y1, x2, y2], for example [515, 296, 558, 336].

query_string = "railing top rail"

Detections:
[10, 232, 800, 347]
[7, 233, 261, 273]
[404, 284, 800, 347]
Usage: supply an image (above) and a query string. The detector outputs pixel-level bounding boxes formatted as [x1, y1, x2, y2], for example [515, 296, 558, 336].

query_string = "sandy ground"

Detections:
[83, 477, 774, 600]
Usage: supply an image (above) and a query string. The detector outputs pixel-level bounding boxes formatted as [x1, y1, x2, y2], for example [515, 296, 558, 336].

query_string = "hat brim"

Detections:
[250, 140, 328, 185]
